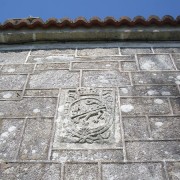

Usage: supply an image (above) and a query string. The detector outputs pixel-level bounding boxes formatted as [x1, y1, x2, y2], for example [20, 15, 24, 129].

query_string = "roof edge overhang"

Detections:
[0, 26, 180, 44]
[0, 16, 180, 44]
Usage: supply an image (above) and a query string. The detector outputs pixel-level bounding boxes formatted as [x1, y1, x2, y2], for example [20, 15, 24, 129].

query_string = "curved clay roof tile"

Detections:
[161, 15, 177, 25]
[133, 16, 147, 26]
[74, 17, 89, 27]
[103, 17, 118, 26]
[45, 18, 59, 28]
[147, 16, 162, 26]
[118, 16, 132, 26]
[0, 16, 179, 30]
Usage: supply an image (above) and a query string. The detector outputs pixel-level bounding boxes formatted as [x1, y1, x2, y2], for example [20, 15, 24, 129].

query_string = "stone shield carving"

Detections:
[59, 88, 115, 144]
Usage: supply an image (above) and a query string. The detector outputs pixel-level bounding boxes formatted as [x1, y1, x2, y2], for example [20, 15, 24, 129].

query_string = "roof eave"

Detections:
[0, 26, 180, 44]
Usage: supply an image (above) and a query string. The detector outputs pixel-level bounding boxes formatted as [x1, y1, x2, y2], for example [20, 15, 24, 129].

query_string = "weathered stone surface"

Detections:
[35, 63, 69, 70]
[0, 90, 22, 100]
[19, 118, 52, 160]
[52, 149, 123, 162]
[1, 64, 34, 74]
[172, 53, 180, 70]
[123, 116, 180, 141]
[171, 53, 180, 61]
[27, 55, 75, 63]
[53, 88, 121, 149]
[0, 119, 24, 160]
[1, 44, 180, 179]
[28, 70, 79, 89]
[82, 70, 130, 87]
[28, 55, 135, 64]
[0, 163, 61, 180]
[170, 98, 180, 114]
[172, 53, 180, 69]
[138, 54, 175, 70]
[123, 116, 180, 140]
[150, 116, 180, 139]
[121, 48, 152, 55]
[167, 162, 180, 180]
[31, 48, 75, 55]
[132, 72, 180, 84]
[0, 75, 27, 90]
[122, 117, 150, 140]
[24, 89, 59, 97]
[75, 55, 135, 61]
[0, 50, 29, 64]
[154, 47, 180, 53]
[0, 98, 57, 117]
[77, 48, 119, 56]
[64, 163, 98, 180]
[120, 97, 170, 115]
[2, 33, 33, 44]
[119, 85, 179, 96]
[121, 61, 137, 71]
[72, 61, 119, 70]
[175, 62, 180, 70]
[102, 163, 165, 180]
[126, 141, 180, 161]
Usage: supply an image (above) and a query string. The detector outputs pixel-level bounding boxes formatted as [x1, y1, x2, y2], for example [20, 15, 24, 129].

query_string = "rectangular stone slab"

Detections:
[0, 97, 57, 118]
[35, 63, 69, 70]
[138, 54, 175, 70]
[53, 88, 121, 149]
[1, 64, 34, 74]
[52, 149, 123, 162]
[0, 50, 29, 64]
[77, 48, 119, 56]
[72, 61, 119, 70]
[120, 61, 137, 71]
[102, 163, 165, 180]
[82, 70, 130, 87]
[28, 70, 79, 89]
[64, 163, 98, 180]
[122, 116, 150, 140]
[0, 90, 22, 100]
[120, 47, 152, 55]
[0, 118, 24, 161]
[18, 118, 53, 160]
[1, 163, 61, 180]
[123, 116, 180, 140]
[126, 141, 180, 161]
[24, 89, 59, 97]
[27, 55, 75, 64]
[120, 97, 170, 116]
[153, 47, 180, 53]
[150, 116, 180, 139]
[31, 48, 75, 55]
[0, 75, 27, 90]
[75, 55, 135, 61]
[119, 85, 179, 96]
[132, 72, 180, 85]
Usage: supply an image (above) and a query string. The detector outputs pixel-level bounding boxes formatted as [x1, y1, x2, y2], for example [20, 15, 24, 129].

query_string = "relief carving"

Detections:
[62, 88, 115, 144]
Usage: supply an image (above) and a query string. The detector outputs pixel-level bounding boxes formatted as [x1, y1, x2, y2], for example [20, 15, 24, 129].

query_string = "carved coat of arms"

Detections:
[60, 88, 115, 144]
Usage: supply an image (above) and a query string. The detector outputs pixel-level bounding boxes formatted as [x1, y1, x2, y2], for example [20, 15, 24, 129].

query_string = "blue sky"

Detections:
[0, 0, 180, 22]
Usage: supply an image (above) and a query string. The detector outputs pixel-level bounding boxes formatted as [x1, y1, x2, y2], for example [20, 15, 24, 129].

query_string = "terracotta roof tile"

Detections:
[0, 16, 179, 30]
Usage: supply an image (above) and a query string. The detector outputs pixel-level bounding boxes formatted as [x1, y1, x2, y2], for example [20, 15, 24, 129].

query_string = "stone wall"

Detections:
[0, 42, 180, 179]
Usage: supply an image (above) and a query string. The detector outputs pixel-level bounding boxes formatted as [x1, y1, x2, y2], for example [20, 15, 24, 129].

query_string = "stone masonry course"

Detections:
[0, 43, 180, 180]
